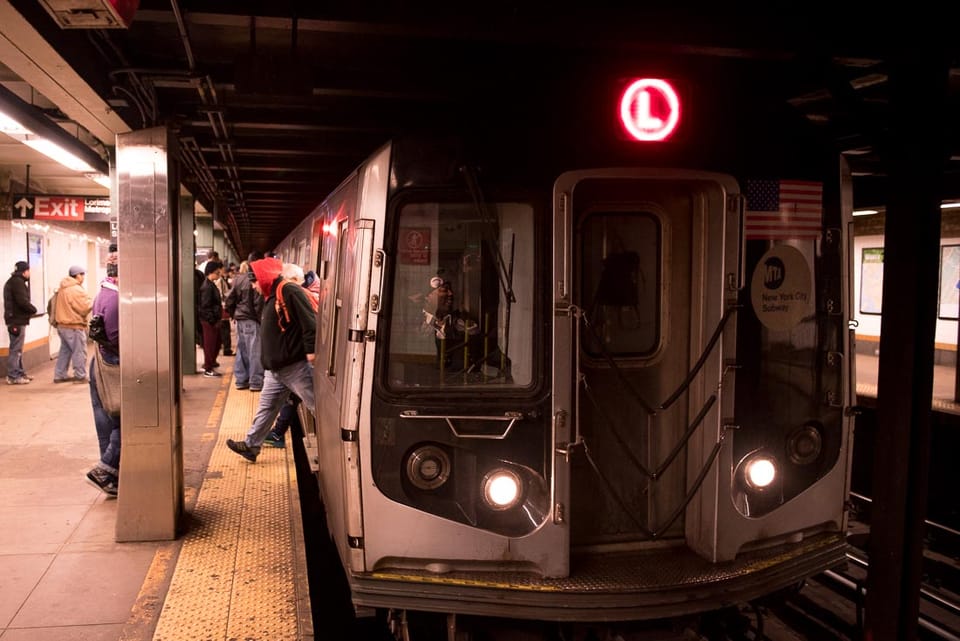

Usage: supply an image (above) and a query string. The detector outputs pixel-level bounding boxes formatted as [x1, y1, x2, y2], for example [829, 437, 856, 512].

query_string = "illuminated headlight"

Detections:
[482, 468, 523, 511]
[405, 445, 451, 491]
[743, 455, 778, 491]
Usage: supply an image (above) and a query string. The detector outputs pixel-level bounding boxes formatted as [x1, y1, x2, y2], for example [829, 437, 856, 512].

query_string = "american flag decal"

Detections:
[744, 179, 823, 240]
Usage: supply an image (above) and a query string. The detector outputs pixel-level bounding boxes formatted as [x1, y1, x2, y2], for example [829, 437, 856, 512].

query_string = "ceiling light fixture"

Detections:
[0, 84, 108, 178]
[86, 173, 112, 189]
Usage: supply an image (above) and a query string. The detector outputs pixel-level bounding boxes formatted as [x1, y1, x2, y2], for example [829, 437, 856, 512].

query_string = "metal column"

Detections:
[114, 126, 184, 541]
[865, 47, 950, 641]
[180, 193, 198, 375]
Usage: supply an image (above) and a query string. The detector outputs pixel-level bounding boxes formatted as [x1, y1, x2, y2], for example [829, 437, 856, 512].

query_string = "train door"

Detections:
[553, 169, 740, 551]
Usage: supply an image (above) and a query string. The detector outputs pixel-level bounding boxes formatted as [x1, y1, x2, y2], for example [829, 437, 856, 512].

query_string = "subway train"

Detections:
[271, 69, 856, 638]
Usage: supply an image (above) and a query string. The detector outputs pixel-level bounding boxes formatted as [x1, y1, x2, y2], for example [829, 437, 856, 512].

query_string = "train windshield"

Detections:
[385, 200, 534, 390]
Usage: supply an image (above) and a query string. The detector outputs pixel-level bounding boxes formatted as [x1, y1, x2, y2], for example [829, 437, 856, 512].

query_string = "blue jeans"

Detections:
[6, 325, 26, 379]
[234, 319, 264, 390]
[89, 351, 121, 474]
[55, 328, 88, 379]
[244, 360, 316, 449]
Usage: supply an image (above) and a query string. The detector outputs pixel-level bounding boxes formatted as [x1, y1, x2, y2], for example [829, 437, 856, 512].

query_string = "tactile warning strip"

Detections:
[152, 385, 309, 641]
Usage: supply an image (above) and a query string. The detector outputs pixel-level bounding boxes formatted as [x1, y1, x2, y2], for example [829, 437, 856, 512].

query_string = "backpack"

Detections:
[275, 280, 318, 333]
[47, 289, 59, 328]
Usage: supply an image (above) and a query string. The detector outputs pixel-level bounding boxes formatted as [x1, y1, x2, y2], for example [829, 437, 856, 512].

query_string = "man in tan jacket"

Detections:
[54, 265, 93, 383]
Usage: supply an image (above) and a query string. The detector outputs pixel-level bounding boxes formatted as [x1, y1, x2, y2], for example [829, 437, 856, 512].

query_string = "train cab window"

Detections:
[579, 211, 660, 358]
[385, 201, 534, 390]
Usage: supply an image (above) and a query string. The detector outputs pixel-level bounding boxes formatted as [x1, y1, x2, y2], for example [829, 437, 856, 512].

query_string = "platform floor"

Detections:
[0, 350, 312, 641]
[2, 346, 958, 641]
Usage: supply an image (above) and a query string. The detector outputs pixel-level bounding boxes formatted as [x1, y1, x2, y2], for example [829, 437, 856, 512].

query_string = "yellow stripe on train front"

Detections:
[370, 572, 560, 592]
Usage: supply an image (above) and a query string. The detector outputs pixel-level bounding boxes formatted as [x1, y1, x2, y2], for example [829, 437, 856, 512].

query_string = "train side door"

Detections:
[553, 169, 739, 550]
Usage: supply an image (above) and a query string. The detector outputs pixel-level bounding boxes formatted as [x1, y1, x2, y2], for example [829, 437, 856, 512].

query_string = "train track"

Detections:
[748, 493, 960, 641]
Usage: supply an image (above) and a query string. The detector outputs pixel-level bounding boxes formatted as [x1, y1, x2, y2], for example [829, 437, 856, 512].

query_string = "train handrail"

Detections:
[581, 426, 728, 538]
[399, 410, 524, 440]
[576, 304, 740, 415]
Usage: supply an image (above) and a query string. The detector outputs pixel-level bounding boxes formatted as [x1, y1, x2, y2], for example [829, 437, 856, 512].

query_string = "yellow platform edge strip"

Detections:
[148, 380, 311, 641]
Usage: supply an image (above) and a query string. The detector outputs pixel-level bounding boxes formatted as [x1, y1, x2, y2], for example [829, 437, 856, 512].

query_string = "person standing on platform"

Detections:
[198, 260, 224, 377]
[224, 251, 265, 391]
[197, 249, 219, 275]
[86, 249, 120, 496]
[53, 265, 93, 383]
[226, 258, 317, 463]
[217, 263, 234, 357]
[3, 261, 37, 385]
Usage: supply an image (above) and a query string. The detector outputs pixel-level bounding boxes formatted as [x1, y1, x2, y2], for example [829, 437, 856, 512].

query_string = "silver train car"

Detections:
[273, 70, 855, 637]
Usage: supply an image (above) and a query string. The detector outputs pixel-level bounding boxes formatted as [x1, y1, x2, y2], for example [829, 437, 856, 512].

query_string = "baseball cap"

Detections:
[69, 265, 86, 277]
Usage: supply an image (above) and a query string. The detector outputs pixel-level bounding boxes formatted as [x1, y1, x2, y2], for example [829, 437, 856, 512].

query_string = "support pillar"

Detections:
[114, 126, 184, 541]
[864, 47, 949, 641]
[180, 194, 198, 375]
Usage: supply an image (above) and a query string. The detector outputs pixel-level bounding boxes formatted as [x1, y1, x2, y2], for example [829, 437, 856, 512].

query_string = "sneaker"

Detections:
[6, 376, 30, 385]
[226, 438, 258, 462]
[73, 377, 89, 384]
[86, 467, 118, 496]
[21, 374, 33, 382]
[263, 431, 286, 448]
[203, 369, 223, 377]
[54, 377, 71, 383]
[223, 351, 235, 356]
[235, 384, 249, 390]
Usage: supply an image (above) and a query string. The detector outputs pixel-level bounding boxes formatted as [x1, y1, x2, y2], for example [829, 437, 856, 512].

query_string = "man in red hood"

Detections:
[250, 256, 284, 299]
[227, 258, 318, 463]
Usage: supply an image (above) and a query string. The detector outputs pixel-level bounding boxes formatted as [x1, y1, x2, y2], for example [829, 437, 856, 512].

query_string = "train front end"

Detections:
[310, 73, 854, 626]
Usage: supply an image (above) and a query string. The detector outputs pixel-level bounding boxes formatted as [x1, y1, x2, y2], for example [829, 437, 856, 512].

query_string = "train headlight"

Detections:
[787, 422, 823, 465]
[405, 445, 451, 491]
[482, 468, 523, 511]
[743, 455, 778, 491]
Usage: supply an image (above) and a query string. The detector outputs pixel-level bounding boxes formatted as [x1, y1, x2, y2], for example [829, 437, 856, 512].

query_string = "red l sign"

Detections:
[619, 78, 681, 142]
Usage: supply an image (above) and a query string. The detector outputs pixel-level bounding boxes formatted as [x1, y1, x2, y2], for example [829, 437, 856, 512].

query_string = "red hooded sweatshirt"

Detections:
[250, 257, 283, 298]
[250, 257, 316, 369]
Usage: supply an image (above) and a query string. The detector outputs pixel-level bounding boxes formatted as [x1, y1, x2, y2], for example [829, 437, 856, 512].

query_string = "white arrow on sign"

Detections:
[14, 197, 33, 218]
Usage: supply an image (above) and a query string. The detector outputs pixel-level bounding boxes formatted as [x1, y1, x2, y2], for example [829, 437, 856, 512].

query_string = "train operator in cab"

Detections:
[226, 257, 317, 463]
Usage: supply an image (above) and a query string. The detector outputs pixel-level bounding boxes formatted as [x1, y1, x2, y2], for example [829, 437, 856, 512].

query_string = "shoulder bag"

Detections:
[93, 348, 121, 418]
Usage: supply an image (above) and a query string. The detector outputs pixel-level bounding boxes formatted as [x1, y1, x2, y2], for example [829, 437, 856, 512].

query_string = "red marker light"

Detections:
[619, 78, 680, 142]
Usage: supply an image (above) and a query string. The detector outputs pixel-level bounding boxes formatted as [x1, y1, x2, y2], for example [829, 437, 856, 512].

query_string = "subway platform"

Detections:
[0, 352, 312, 641]
[1, 348, 957, 641]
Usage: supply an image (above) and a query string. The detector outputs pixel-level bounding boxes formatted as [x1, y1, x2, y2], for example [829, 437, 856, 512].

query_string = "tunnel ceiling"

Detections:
[2, 1, 959, 254]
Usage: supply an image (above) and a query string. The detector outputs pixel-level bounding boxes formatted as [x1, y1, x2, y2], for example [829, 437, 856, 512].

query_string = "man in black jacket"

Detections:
[224, 251, 265, 391]
[226, 257, 317, 463]
[3, 261, 37, 384]
[198, 261, 224, 377]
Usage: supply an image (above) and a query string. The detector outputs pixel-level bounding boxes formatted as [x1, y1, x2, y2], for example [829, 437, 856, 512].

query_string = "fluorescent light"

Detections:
[86, 173, 112, 189]
[0, 112, 30, 135]
[21, 137, 97, 172]
[853, 209, 879, 217]
[941, 203, 960, 210]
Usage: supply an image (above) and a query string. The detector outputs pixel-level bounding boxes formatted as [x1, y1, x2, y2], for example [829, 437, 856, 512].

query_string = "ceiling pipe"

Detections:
[169, 0, 196, 72]
[171, 0, 251, 249]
